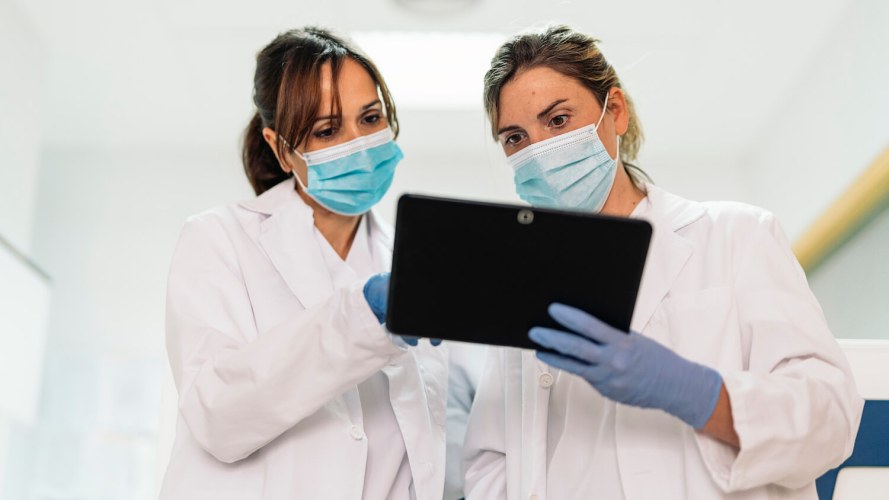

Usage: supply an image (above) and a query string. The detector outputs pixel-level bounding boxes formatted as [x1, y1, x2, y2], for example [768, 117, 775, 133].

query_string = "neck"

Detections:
[600, 164, 647, 217]
[296, 186, 362, 260]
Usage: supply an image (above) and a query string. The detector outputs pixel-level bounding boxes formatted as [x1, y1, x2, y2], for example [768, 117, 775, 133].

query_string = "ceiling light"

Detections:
[352, 31, 506, 110]
[392, 0, 483, 15]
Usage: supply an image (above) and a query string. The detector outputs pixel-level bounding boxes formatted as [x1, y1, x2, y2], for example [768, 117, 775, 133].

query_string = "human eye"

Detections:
[503, 132, 526, 147]
[548, 114, 569, 129]
[362, 112, 385, 126]
[313, 125, 337, 139]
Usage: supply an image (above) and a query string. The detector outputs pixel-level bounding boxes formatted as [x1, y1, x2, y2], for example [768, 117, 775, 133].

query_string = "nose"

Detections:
[341, 121, 363, 141]
[526, 130, 549, 147]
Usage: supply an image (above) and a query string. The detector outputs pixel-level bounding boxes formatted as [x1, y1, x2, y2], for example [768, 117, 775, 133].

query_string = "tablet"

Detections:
[385, 194, 652, 350]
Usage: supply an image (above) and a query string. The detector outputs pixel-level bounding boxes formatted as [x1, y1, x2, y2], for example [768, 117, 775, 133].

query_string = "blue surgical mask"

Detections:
[506, 94, 619, 212]
[293, 128, 402, 215]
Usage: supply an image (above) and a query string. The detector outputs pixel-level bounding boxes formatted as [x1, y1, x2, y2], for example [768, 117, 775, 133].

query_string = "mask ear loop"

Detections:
[613, 136, 621, 165]
[594, 92, 610, 130]
[596, 92, 622, 164]
[279, 136, 311, 192]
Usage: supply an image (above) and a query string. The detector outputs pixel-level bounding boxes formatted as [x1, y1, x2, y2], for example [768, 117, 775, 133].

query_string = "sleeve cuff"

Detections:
[348, 281, 406, 355]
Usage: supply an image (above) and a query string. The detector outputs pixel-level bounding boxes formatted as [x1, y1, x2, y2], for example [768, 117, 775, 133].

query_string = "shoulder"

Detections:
[170, 206, 246, 278]
[649, 184, 779, 237]
[698, 199, 778, 235]
[173, 189, 276, 265]
[652, 187, 797, 276]
[178, 179, 294, 242]
[178, 204, 250, 249]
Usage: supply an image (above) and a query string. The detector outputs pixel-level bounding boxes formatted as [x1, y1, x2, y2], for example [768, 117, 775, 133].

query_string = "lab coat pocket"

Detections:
[658, 286, 741, 369]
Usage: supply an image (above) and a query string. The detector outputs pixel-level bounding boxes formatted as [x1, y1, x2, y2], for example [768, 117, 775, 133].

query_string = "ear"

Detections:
[261, 127, 291, 173]
[608, 88, 630, 137]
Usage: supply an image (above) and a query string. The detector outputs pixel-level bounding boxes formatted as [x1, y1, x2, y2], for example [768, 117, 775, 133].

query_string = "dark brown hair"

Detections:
[242, 26, 399, 195]
[483, 25, 644, 163]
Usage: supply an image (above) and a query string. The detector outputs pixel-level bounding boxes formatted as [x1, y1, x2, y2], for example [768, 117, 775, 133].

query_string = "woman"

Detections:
[463, 25, 862, 499]
[160, 27, 446, 500]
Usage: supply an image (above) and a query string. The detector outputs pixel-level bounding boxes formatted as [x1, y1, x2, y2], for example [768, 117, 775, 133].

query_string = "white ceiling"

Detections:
[13, 0, 851, 187]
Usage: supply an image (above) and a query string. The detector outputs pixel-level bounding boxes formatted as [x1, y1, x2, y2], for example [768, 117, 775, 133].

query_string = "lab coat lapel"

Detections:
[373, 210, 446, 498]
[630, 228, 692, 338]
[366, 209, 394, 272]
[629, 186, 704, 338]
[617, 186, 706, 498]
[241, 180, 334, 310]
[383, 351, 443, 499]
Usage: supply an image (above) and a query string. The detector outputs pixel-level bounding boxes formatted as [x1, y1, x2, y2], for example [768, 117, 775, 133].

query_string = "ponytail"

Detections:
[242, 113, 290, 196]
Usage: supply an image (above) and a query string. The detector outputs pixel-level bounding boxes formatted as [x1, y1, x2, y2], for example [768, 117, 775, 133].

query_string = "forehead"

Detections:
[318, 58, 379, 105]
[497, 66, 593, 125]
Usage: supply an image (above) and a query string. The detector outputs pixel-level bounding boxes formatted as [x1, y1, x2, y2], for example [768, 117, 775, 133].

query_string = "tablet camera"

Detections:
[517, 209, 534, 225]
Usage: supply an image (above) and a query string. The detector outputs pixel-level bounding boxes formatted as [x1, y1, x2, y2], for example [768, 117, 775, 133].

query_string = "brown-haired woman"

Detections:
[463, 25, 862, 500]
[160, 27, 446, 500]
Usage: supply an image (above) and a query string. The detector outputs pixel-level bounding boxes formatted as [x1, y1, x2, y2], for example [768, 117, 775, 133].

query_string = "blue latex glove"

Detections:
[363, 273, 390, 324]
[362, 273, 441, 347]
[529, 303, 722, 429]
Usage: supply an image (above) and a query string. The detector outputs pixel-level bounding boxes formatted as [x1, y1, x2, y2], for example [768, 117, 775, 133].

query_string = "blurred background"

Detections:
[1, 0, 888, 498]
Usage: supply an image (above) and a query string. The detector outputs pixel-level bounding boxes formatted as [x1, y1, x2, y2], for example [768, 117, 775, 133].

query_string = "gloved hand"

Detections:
[362, 273, 441, 347]
[363, 273, 390, 324]
[529, 303, 722, 429]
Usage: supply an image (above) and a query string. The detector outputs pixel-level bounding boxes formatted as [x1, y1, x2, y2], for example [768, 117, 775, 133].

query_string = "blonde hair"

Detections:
[483, 25, 644, 163]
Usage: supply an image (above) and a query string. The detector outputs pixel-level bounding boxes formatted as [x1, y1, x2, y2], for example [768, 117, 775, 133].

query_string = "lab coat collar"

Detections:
[238, 178, 393, 242]
[642, 183, 707, 232]
[238, 178, 393, 309]
[629, 184, 706, 336]
[238, 177, 295, 215]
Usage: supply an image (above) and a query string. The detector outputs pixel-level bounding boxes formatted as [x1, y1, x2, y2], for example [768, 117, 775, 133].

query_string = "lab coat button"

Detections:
[529, 494, 540, 500]
[350, 425, 365, 440]
[539, 372, 554, 388]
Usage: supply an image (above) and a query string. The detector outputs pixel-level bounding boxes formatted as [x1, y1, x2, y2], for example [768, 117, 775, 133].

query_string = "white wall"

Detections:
[0, 247, 50, 425]
[0, 0, 44, 253]
[742, 1, 889, 241]
[9, 146, 250, 499]
[741, 1, 889, 341]
[0, 2, 51, 498]
[809, 205, 889, 340]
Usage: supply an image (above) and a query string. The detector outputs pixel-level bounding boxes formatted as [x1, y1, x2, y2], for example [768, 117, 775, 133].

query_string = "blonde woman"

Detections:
[463, 25, 862, 500]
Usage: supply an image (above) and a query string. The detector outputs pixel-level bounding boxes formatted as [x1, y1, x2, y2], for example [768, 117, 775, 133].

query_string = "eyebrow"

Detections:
[496, 98, 569, 136]
[361, 99, 382, 112]
[313, 99, 382, 123]
[537, 99, 568, 120]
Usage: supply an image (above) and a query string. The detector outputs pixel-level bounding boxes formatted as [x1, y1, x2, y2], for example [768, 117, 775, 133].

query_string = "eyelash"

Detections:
[504, 133, 526, 146]
[503, 114, 571, 147]
[312, 112, 385, 140]
[549, 114, 569, 128]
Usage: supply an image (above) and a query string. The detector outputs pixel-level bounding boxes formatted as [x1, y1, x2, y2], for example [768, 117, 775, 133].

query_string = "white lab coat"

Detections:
[444, 342, 488, 500]
[159, 179, 447, 500]
[463, 184, 863, 500]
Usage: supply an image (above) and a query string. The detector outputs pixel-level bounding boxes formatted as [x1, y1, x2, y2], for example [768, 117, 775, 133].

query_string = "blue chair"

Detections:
[817, 400, 889, 499]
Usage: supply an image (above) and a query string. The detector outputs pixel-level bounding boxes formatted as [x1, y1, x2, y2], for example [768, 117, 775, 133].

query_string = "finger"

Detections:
[580, 362, 615, 385]
[529, 327, 604, 364]
[548, 303, 624, 344]
[536, 352, 590, 377]
[430, 338, 442, 346]
[400, 335, 419, 346]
